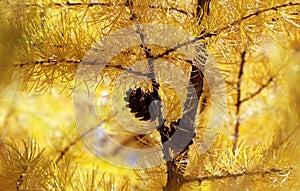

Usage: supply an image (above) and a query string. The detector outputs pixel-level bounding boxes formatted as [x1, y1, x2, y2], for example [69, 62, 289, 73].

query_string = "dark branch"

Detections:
[238, 2, 299, 22]
[13, 3, 299, 70]
[162, 1, 206, 187]
[233, 51, 246, 154]
[126, 3, 185, 191]
[20, 2, 124, 7]
[155, 2, 300, 59]
[196, 0, 211, 25]
[240, 76, 274, 103]
[184, 167, 292, 183]
[16, 59, 81, 67]
[163, 161, 184, 191]
[55, 119, 108, 164]
[18, 2, 189, 15]
[202, 2, 300, 38]
[55, 135, 82, 164]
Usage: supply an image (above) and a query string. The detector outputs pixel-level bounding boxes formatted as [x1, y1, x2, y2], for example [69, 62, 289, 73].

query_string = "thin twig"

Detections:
[184, 167, 293, 183]
[55, 118, 109, 164]
[233, 51, 246, 154]
[16, 59, 81, 67]
[196, 0, 211, 25]
[202, 1, 300, 38]
[238, 2, 299, 22]
[155, 2, 300, 59]
[240, 76, 274, 103]
[14, 2, 189, 16]
[13, 2, 299, 70]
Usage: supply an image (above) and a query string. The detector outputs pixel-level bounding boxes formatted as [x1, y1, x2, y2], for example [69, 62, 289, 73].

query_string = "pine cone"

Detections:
[124, 87, 161, 121]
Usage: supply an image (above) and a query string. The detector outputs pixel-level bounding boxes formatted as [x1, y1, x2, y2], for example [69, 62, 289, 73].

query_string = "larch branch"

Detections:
[16, 59, 81, 67]
[183, 167, 293, 183]
[12, 2, 299, 70]
[196, 0, 211, 25]
[156, 2, 300, 58]
[55, 118, 109, 164]
[233, 51, 246, 154]
[240, 76, 274, 103]
[16, 2, 189, 15]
